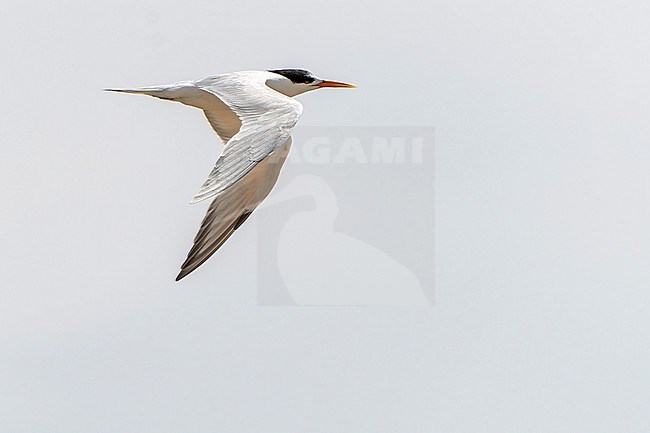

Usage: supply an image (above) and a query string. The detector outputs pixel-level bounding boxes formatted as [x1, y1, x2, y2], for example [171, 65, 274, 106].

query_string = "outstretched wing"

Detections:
[189, 71, 303, 203]
[175, 177, 250, 281]
[176, 138, 293, 281]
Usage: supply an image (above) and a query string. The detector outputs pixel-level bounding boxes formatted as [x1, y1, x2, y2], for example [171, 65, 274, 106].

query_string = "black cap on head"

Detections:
[268, 69, 316, 84]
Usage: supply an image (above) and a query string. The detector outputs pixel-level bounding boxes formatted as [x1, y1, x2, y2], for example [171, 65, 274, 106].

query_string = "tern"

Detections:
[106, 69, 355, 281]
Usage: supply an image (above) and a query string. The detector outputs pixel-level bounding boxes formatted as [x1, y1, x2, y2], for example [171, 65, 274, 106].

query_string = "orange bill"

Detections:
[316, 80, 357, 88]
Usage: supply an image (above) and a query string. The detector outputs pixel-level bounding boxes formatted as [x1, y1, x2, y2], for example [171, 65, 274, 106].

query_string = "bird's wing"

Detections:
[176, 138, 293, 281]
[105, 80, 242, 145]
[189, 71, 303, 203]
[175, 181, 249, 281]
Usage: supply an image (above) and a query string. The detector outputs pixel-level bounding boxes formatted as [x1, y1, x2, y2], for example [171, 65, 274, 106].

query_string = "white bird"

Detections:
[106, 69, 355, 281]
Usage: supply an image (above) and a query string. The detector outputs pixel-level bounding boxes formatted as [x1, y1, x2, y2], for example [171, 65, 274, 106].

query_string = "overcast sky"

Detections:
[2, 0, 650, 431]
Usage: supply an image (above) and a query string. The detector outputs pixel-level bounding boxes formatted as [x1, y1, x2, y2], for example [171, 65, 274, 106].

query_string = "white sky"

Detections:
[2, 0, 650, 431]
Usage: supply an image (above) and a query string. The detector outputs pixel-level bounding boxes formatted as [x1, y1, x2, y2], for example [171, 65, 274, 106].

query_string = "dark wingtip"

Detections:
[175, 271, 186, 282]
[104, 88, 133, 93]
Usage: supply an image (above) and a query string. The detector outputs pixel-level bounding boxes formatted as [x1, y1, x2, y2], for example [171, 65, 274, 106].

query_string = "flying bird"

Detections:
[106, 69, 355, 281]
